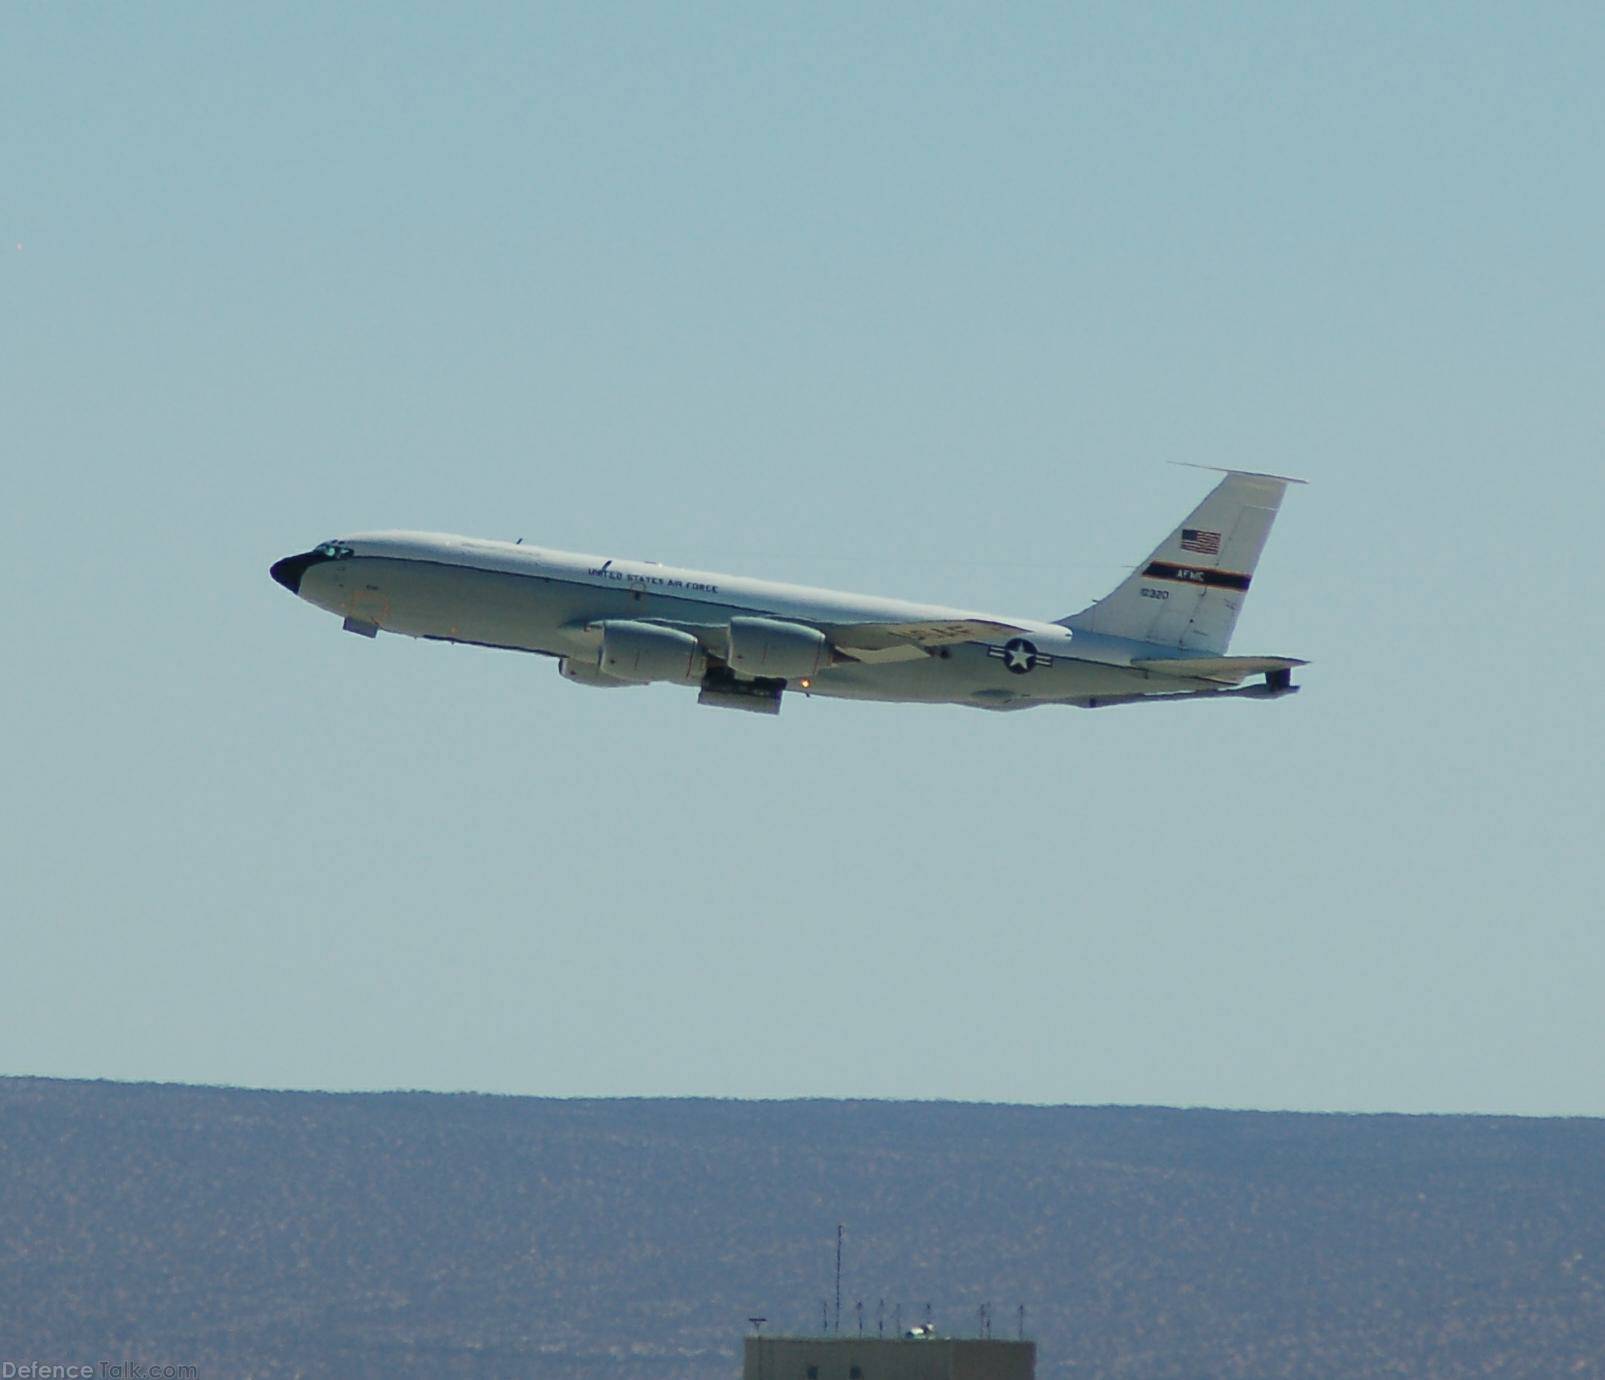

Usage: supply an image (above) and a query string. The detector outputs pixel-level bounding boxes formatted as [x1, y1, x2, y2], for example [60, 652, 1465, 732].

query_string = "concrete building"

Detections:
[743, 1336, 1034, 1380]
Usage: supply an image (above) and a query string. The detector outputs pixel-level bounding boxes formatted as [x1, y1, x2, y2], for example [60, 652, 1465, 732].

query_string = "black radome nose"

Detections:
[270, 552, 319, 596]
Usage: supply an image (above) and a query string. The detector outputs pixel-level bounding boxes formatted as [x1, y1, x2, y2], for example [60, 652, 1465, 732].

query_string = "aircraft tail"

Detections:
[1058, 469, 1302, 654]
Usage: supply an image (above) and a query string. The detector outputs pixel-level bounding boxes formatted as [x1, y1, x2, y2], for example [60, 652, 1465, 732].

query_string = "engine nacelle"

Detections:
[725, 616, 830, 679]
[596, 621, 707, 684]
[559, 656, 638, 688]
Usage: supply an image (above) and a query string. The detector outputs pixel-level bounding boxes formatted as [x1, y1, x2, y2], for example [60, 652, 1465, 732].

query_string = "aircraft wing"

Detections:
[818, 618, 1037, 663]
[1130, 654, 1308, 684]
[606, 615, 1035, 664]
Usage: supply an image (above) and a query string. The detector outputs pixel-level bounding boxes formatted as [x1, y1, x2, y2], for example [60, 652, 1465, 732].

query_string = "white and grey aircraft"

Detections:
[270, 469, 1305, 715]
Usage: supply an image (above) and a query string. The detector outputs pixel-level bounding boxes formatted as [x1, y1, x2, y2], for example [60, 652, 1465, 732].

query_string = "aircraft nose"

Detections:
[270, 552, 318, 596]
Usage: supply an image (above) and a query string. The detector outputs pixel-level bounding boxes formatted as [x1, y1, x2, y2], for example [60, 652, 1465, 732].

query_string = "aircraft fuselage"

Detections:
[270, 471, 1305, 714]
[272, 533, 1223, 711]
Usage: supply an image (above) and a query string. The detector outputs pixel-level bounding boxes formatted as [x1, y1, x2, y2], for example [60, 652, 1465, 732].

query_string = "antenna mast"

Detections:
[834, 1224, 843, 1334]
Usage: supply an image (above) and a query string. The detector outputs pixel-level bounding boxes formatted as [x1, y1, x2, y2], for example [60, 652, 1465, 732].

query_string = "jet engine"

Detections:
[559, 657, 637, 688]
[725, 616, 830, 679]
[595, 621, 707, 684]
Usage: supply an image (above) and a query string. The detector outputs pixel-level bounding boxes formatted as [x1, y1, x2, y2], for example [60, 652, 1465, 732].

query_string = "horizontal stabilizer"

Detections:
[1131, 655, 1308, 685]
[1075, 680, 1301, 708]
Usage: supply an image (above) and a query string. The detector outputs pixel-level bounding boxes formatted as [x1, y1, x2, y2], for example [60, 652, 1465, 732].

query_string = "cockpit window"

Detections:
[314, 541, 355, 560]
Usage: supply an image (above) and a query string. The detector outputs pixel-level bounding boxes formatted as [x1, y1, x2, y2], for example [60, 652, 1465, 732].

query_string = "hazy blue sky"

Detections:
[5, 3, 1601, 1115]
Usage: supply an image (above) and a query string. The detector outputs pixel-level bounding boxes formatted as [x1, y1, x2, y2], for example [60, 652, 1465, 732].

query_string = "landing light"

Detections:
[799, 678, 812, 690]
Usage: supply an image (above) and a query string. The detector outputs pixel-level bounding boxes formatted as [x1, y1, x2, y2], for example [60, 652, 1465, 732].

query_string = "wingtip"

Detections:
[1168, 461, 1310, 485]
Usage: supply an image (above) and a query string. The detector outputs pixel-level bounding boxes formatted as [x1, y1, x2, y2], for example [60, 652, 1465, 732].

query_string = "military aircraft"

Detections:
[270, 469, 1305, 715]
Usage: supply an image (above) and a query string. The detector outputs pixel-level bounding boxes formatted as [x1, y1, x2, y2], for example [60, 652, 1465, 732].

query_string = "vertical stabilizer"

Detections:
[1059, 470, 1300, 654]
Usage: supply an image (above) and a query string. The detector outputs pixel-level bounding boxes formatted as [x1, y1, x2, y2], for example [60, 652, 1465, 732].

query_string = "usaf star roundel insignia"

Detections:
[1001, 641, 1040, 673]
[1002, 638, 1038, 674]
[985, 637, 1054, 675]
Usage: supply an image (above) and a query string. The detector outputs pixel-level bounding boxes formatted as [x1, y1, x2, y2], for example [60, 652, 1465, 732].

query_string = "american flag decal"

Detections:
[1180, 528, 1222, 555]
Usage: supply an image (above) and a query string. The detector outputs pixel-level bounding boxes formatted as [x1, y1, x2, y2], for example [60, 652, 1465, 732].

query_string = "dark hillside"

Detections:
[2, 1078, 1602, 1377]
